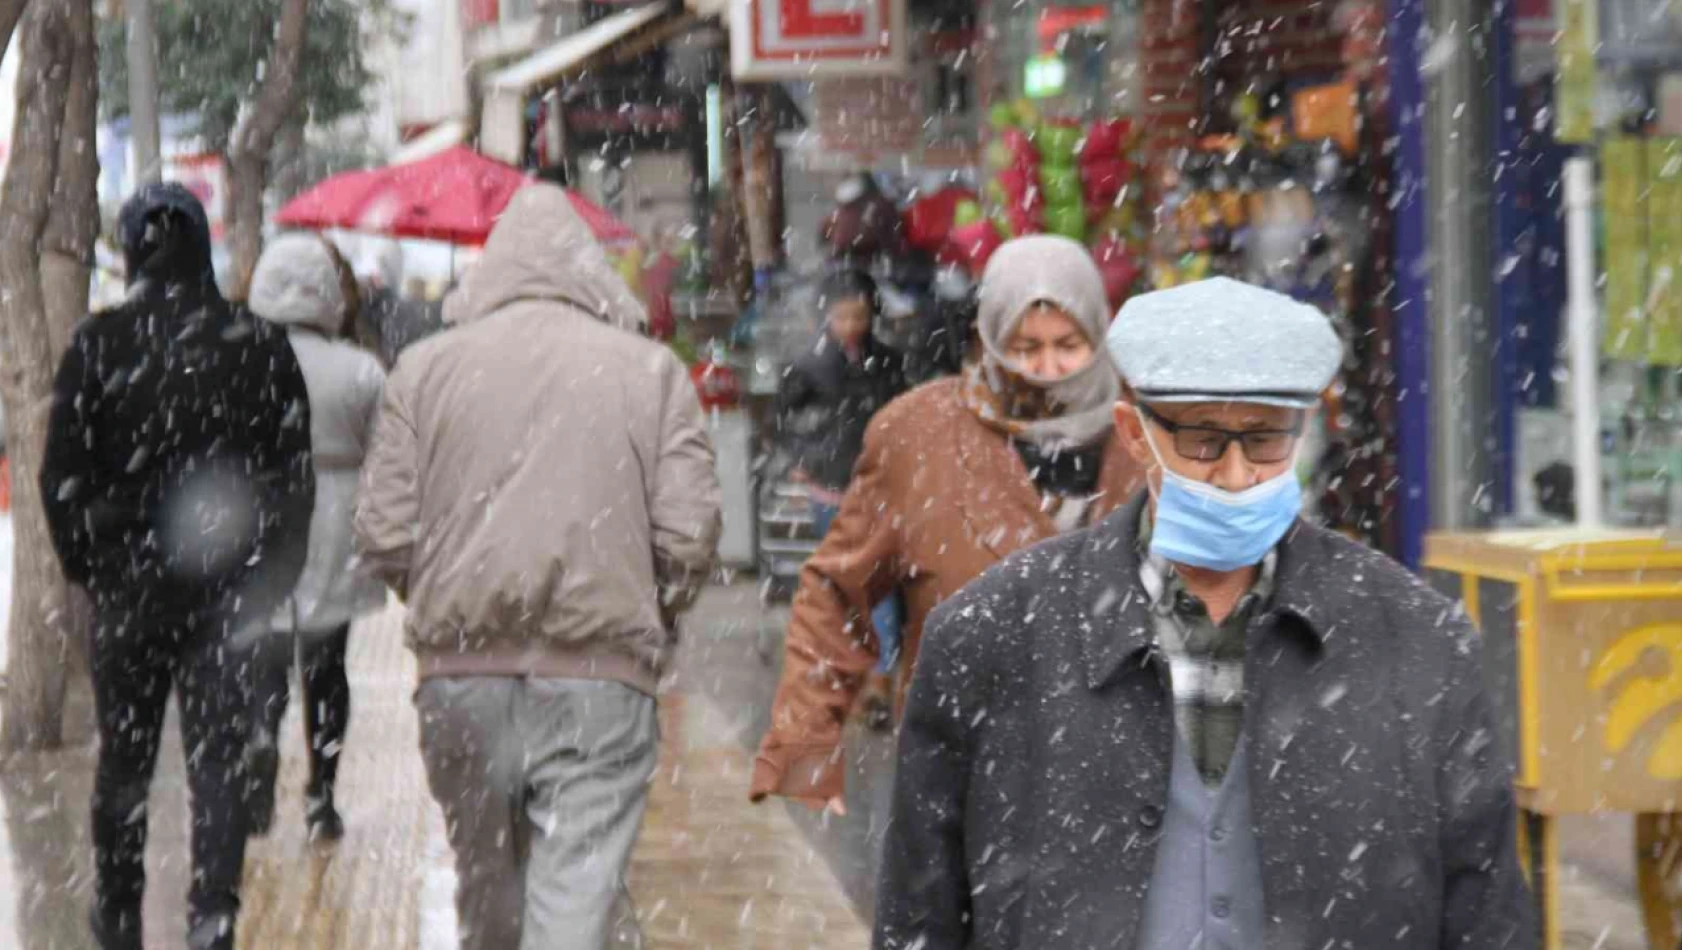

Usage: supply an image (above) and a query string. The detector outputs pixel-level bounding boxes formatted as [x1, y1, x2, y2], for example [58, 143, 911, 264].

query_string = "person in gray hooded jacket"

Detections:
[246, 232, 389, 842]
[356, 182, 721, 950]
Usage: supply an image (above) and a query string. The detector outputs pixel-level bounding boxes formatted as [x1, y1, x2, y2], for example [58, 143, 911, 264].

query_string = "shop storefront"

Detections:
[1463, 0, 1682, 533]
[952, 0, 1405, 553]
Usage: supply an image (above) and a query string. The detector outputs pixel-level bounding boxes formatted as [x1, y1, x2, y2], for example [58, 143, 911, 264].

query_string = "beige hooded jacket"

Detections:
[354, 184, 722, 694]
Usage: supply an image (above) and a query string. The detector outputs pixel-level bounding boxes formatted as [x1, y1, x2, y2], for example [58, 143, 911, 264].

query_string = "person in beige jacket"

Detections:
[354, 183, 721, 950]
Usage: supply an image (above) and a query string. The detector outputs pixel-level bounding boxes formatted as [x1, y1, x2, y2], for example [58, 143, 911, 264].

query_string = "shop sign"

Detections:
[729, 0, 907, 80]
[563, 84, 700, 152]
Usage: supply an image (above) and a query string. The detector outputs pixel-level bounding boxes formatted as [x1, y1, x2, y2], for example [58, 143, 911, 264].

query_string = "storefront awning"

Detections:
[389, 118, 468, 166]
[481, 3, 693, 163]
[487, 4, 670, 96]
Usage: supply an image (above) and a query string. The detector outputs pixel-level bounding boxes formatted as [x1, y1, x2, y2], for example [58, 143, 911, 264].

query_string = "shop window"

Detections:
[934, 61, 972, 118]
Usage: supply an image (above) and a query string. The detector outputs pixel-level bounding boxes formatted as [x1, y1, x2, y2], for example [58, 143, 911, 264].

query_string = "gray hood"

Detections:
[248, 232, 347, 335]
[442, 183, 646, 334]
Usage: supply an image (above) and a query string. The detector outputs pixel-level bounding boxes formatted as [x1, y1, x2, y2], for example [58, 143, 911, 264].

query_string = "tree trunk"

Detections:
[709, 74, 753, 309]
[738, 85, 782, 272]
[0, 0, 99, 753]
[223, 0, 312, 301]
[270, 118, 308, 204]
[224, 151, 268, 301]
[0, 0, 28, 68]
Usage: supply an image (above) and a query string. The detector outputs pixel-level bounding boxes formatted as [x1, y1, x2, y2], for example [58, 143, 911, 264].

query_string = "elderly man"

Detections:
[875, 277, 1535, 949]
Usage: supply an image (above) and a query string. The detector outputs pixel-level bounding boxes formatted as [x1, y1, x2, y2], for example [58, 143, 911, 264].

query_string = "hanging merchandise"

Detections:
[691, 340, 743, 410]
[978, 101, 1146, 293]
[821, 173, 908, 262]
[1292, 80, 1361, 157]
[905, 186, 982, 254]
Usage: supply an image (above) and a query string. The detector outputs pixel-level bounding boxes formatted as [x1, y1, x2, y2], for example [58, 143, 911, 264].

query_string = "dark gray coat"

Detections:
[876, 493, 1536, 950]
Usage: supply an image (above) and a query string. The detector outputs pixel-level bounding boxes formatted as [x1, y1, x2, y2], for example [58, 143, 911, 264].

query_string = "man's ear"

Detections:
[1114, 400, 1153, 467]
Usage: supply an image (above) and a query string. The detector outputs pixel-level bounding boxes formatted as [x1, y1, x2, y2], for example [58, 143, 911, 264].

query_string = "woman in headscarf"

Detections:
[750, 235, 1144, 812]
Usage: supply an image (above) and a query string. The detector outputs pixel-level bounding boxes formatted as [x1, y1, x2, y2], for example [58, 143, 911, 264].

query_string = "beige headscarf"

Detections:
[969, 235, 1121, 451]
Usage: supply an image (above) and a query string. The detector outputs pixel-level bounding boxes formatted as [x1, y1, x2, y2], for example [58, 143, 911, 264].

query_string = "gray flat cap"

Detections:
[1105, 276, 1341, 408]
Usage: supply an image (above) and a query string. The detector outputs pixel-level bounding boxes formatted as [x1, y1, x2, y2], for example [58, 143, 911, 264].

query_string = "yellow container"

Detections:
[1426, 528, 1682, 947]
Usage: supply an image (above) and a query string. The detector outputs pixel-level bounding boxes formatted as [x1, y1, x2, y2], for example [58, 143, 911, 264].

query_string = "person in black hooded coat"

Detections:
[39, 183, 314, 950]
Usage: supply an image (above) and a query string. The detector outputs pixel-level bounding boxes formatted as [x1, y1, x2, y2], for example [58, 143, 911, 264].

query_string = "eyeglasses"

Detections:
[1138, 404, 1303, 464]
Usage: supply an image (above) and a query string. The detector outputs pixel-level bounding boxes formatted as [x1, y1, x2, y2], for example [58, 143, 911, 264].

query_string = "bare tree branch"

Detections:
[225, 0, 311, 300]
[229, 0, 310, 160]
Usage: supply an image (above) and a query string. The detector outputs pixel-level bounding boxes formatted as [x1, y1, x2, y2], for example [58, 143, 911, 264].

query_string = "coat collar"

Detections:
[1080, 492, 1338, 690]
[952, 410, 1141, 559]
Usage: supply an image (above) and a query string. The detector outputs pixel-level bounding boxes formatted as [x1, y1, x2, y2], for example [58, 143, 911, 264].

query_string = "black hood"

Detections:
[117, 182, 216, 290]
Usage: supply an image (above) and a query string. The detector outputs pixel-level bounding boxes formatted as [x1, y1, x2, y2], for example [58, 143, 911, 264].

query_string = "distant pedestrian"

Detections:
[245, 233, 389, 843]
[40, 183, 315, 950]
[776, 268, 908, 725]
[752, 236, 1142, 813]
[875, 277, 1536, 949]
[355, 183, 721, 950]
[352, 239, 443, 367]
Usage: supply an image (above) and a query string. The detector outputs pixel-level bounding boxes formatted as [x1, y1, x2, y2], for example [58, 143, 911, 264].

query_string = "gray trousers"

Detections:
[416, 676, 658, 950]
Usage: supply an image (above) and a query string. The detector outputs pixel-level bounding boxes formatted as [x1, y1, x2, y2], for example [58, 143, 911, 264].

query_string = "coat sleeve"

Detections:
[351, 352, 388, 459]
[354, 370, 421, 600]
[1436, 617, 1539, 947]
[39, 326, 100, 586]
[648, 352, 721, 620]
[251, 328, 316, 600]
[874, 601, 975, 950]
[750, 414, 902, 803]
[773, 362, 816, 454]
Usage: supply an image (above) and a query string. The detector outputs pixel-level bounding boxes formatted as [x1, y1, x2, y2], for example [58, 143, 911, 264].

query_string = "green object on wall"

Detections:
[1647, 138, 1682, 366]
[1602, 137, 1650, 362]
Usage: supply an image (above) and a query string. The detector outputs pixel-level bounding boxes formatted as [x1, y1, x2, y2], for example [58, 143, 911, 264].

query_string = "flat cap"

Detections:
[1106, 276, 1340, 408]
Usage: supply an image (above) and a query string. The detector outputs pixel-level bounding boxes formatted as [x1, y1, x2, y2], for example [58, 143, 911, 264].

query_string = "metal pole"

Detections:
[1425, 0, 1496, 531]
[1564, 156, 1603, 528]
[126, 0, 163, 184]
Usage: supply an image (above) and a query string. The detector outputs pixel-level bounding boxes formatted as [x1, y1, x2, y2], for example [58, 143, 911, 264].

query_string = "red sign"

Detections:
[730, 0, 907, 80]
[168, 153, 227, 241]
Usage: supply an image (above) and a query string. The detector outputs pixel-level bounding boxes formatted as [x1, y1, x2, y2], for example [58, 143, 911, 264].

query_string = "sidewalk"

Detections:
[0, 593, 868, 949]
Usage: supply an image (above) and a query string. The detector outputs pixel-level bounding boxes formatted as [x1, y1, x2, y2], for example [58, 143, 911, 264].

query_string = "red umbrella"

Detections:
[274, 146, 637, 246]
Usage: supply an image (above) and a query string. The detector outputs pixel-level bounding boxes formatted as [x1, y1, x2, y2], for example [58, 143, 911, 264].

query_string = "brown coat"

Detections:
[750, 377, 1143, 802]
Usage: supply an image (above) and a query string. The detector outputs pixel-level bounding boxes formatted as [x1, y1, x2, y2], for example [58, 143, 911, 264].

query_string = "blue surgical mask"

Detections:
[1141, 418, 1302, 572]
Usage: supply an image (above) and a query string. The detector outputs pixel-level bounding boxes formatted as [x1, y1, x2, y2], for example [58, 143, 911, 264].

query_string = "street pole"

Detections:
[1563, 156, 1604, 528]
[1424, 0, 1496, 532]
[126, 0, 162, 184]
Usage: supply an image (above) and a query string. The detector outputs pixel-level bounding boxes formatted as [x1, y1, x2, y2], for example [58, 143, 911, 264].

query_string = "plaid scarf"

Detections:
[1138, 508, 1276, 787]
